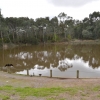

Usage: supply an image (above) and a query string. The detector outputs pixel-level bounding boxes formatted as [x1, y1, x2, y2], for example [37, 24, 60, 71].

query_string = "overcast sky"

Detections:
[0, 0, 100, 20]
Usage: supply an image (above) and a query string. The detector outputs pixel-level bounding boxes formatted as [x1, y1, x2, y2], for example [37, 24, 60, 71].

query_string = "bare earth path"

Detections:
[0, 71, 100, 100]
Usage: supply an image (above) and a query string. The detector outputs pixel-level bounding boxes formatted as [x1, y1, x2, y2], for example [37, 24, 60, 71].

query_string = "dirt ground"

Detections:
[0, 71, 100, 87]
[0, 71, 100, 100]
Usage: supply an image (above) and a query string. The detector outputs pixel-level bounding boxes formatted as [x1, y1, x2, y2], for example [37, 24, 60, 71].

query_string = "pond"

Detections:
[0, 44, 100, 78]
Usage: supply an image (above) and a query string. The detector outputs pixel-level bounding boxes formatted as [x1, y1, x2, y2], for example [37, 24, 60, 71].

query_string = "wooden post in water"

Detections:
[77, 70, 79, 78]
[27, 69, 29, 76]
[50, 70, 52, 78]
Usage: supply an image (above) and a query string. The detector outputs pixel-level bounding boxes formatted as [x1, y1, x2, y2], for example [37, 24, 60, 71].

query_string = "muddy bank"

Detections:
[0, 71, 100, 88]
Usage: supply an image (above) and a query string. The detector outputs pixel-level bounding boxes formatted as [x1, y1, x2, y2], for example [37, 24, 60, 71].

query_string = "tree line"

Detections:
[0, 10, 100, 45]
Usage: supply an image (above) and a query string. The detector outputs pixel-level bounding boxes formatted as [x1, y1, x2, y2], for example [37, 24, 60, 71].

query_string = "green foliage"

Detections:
[1, 9, 100, 44]
[67, 34, 72, 41]
[0, 38, 2, 43]
[3, 38, 10, 43]
[82, 30, 93, 39]
[52, 34, 59, 42]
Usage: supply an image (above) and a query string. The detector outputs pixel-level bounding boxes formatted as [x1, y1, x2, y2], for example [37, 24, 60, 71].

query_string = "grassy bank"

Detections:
[0, 70, 100, 100]
[0, 85, 100, 100]
[0, 85, 79, 99]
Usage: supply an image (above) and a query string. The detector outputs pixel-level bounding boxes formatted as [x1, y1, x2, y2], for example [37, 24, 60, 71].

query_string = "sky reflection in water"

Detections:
[1, 44, 100, 78]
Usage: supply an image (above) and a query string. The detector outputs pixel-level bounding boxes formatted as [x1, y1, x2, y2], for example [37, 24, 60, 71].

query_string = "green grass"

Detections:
[97, 95, 100, 97]
[65, 87, 81, 95]
[1, 85, 100, 100]
[92, 86, 100, 91]
[15, 87, 64, 97]
[47, 98, 66, 100]
[0, 85, 82, 98]
[0, 95, 10, 100]
[0, 85, 13, 90]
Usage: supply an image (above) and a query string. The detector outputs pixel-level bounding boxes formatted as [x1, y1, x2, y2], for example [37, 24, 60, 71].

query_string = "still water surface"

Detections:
[0, 44, 100, 78]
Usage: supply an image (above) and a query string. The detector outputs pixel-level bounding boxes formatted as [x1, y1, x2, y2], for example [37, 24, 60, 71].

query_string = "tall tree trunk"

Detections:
[7, 31, 12, 44]
[1, 31, 4, 45]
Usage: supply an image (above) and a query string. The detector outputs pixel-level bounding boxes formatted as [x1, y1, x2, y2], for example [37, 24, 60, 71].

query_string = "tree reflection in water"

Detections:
[0, 44, 100, 73]
[58, 60, 73, 71]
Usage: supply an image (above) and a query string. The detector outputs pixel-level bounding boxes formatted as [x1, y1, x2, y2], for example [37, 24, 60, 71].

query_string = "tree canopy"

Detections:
[0, 10, 100, 45]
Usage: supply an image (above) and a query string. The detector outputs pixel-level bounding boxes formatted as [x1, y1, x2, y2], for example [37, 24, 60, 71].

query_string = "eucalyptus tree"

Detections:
[0, 14, 10, 44]
[91, 12, 100, 39]
[64, 25, 68, 39]
[3, 26, 12, 43]
[89, 11, 100, 23]
[0, 8, 3, 44]
[31, 25, 39, 44]
[83, 17, 90, 28]
[65, 17, 75, 39]
[82, 30, 92, 39]
[5, 17, 18, 43]
[62, 12, 67, 23]
[58, 12, 62, 22]
[93, 20, 100, 39]
[50, 16, 59, 42]
[74, 22, 83, 39]
[58, 12, 70, 39]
